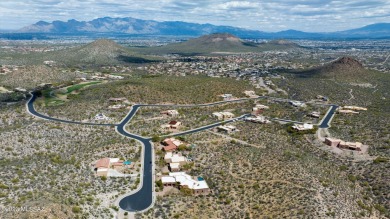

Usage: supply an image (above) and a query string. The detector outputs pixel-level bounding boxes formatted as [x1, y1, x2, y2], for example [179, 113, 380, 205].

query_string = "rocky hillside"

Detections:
[48, 39, 156, 66]
[138, 33, 299, 55]
[297, 57, 372, 82]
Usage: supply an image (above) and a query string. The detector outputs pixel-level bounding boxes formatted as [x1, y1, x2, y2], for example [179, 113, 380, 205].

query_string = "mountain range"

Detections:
[14, 17, 390, 39]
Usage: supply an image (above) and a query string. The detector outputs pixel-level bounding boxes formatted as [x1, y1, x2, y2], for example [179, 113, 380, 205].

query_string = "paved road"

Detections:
[27, 93, 117, 126]
[318, 105, 338, 128]
[271, 118, 304, 124]
[161, 114, 249, 138]
[116, 105, 154, 212]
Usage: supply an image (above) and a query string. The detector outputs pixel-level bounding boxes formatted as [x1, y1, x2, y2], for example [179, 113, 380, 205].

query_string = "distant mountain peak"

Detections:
[89, 39, 120, 47]
[332, 57, 363, 68]
[199, 33, 241, 43]
[299, 56, 369, 82]
[36, 21, 50, 26]
[80, 39, 125, 55]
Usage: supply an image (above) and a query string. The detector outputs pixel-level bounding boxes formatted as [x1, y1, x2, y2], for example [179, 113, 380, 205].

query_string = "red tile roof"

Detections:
[163, 140, 178, 151]
[169, 120, 178, 125]
[164, 145, 177, 151]
[95, 158, 110, 169]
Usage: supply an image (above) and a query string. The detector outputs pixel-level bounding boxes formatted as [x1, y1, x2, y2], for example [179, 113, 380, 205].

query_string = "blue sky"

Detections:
[1, 0, 390, 31]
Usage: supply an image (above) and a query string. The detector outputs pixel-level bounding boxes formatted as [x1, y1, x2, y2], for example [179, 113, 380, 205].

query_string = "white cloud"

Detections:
[0, 0, 389, 31]
[217, 1, 259, 10]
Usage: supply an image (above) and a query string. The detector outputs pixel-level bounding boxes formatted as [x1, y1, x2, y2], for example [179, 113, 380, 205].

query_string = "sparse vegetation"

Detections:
[1, 38, 389, 219]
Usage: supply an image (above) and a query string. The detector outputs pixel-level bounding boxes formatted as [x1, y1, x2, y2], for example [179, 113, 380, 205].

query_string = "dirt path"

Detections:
[257, 77, 276, 94]
[348, 89, 355, 101]
[133, 116, 164, 121]
[316, 128, 331, 142]
[382, 54, 390, 65]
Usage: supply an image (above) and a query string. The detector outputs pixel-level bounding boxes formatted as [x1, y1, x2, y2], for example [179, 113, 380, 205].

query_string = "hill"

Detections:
[258, 39, 300, 50]
[137, 33, 299, 55]
[52, 39, 155, 65]
[0, 39, 157, 66]
[296, 57, 372, 82]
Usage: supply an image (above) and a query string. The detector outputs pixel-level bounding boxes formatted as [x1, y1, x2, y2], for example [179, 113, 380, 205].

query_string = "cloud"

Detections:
[0, 0, 389, 32]
[217, 1, 259, 10]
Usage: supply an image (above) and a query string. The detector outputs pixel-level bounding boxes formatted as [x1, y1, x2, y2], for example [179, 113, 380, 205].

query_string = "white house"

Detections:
[244, 116, 270, 124]
[94, 113, 110, 121]
[244, 90, 258, 97]
[164, 152, 188, 164]
[220, 94, 233, 101]
[289, 101, 306, 107]
[161, 172, 210, 195]
[292, 123, 314, 131]
[308, 111, 320, 118]
[108, 104, 126, 110]
[212, 112, 223, 120]
[217, 125, 237, 134]
[107, 75, 124, 80]
[167, 110, 179, 117]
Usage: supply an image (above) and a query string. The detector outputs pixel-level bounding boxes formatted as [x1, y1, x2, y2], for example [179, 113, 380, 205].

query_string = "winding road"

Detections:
[27, 93, 117, 126]
[116, 105, 154, 211]
[25, 92, 338, 213]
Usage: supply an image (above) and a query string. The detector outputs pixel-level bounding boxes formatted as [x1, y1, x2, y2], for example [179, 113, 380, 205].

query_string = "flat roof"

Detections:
[161, 176, 176, 183]
[170, 163, 180, 168]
